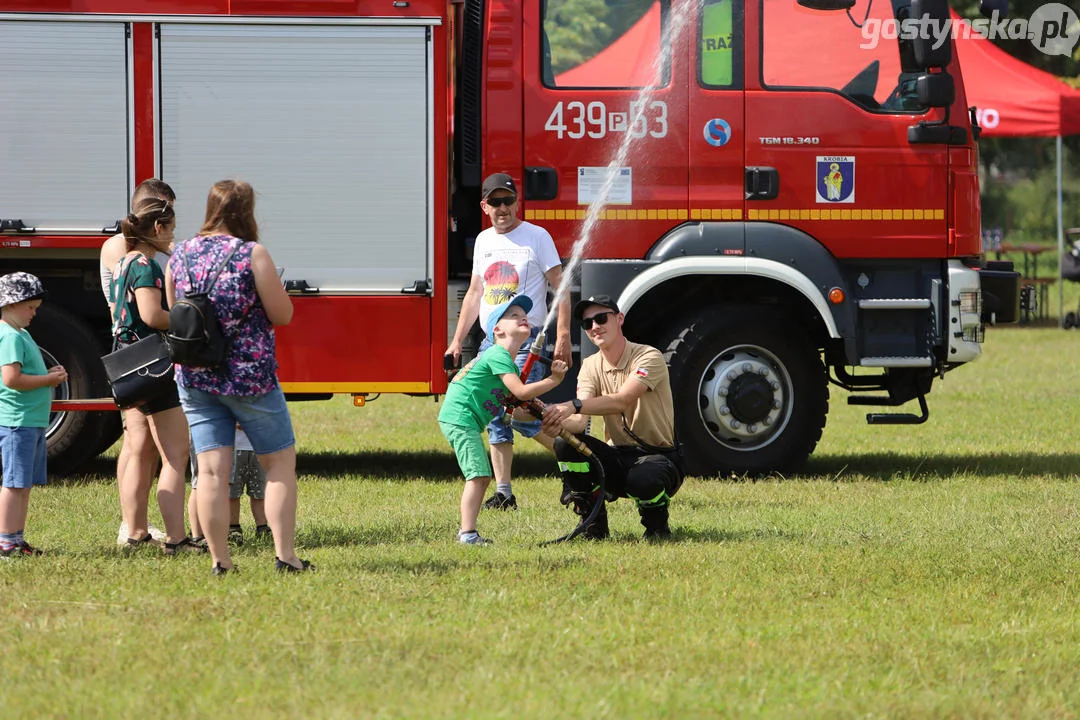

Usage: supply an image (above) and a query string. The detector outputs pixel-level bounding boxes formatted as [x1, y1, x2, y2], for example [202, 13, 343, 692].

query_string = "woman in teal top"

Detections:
[110, 198, 198, 555]
[112, 252, 168, 342]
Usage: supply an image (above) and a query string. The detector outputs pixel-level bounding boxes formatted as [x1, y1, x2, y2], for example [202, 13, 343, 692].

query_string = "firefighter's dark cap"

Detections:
[482, 173, 517, 199]
[574, 294, 620, 321]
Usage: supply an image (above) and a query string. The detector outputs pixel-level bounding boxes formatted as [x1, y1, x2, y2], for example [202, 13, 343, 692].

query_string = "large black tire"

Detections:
[30, 305, 122, 475]
[664, 307, 828, 477]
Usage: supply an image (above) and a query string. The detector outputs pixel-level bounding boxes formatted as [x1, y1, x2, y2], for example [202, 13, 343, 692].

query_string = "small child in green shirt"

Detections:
[438, 295, 566, 544]
[0, 273, 68, 557]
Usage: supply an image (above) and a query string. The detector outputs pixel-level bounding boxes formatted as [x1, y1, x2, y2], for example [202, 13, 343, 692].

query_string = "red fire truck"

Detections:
[0, 0, 1018, 476]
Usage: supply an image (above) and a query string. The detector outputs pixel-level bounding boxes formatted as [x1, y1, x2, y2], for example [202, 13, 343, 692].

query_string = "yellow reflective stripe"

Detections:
[635, 490, 669, 508]
[526, 208, 943, 222]
[557, 461, 591, 473]
[747, 208, 944, 221]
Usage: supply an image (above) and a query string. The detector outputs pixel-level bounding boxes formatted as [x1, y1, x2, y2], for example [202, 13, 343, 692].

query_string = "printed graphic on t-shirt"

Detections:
[483, 386, 510, 417]
[483, 261, 520, 305]
[473, 225, 557, 330]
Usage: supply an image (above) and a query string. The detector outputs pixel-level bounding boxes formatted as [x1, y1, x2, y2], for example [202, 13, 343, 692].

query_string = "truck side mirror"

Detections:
[796, 0, 855, 9]
[915, 72, 954, 107]
[910, 0, 952, 68]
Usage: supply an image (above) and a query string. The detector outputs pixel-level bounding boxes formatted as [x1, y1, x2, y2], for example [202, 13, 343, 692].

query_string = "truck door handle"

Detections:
[745, 167, 779, 200]
[524, 167, 558, 201]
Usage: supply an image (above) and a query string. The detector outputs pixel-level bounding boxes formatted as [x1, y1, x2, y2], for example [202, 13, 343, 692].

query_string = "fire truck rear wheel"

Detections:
[32, 305, 122, 475]
[664, 308, 828, 477]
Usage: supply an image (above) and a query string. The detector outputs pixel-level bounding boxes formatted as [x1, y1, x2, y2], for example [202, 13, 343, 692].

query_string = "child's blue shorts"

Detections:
[0, 426, 47, 489]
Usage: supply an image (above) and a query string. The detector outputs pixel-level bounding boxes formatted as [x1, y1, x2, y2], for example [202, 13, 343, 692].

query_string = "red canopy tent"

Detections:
[953, 12, 1080, 137]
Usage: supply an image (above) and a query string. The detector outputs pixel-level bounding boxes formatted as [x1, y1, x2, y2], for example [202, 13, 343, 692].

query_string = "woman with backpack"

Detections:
[165, 179, 312, 576]
[110, 198, 198, 554]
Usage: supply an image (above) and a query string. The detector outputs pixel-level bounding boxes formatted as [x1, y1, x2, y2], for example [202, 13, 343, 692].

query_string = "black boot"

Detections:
[562, 490, 609, 540]
[640, 505, 671, 539]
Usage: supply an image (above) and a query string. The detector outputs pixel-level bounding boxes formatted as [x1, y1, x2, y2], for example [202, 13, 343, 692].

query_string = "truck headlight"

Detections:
[958, 290, 982, 316]
[961, 325, 985, 343]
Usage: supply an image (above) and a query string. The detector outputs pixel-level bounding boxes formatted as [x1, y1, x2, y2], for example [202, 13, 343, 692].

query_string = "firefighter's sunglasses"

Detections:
[581, 311, 614, 330]
[485, 196, 516, 207]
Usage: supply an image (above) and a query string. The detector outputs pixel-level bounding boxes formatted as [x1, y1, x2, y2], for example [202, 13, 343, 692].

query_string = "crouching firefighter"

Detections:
[540, 295, 684, 539]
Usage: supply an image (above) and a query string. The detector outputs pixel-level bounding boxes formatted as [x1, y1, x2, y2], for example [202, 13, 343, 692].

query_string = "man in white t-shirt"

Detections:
[99, 178, 178, 545]
[445, 173, 572, 510]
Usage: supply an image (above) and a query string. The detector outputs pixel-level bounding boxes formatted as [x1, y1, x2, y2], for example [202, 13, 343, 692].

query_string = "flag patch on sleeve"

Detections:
[635, 367, 649, 378]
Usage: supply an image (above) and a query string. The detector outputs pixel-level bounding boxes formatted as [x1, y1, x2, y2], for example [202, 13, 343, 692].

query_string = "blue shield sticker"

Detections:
[816, 156, 855, 204]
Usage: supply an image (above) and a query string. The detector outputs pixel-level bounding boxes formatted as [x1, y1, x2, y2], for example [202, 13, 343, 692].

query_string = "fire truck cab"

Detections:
[0, 0, 1018, 476]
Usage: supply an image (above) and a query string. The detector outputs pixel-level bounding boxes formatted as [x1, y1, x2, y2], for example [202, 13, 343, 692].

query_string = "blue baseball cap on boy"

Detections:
[485, 295, 533, 342]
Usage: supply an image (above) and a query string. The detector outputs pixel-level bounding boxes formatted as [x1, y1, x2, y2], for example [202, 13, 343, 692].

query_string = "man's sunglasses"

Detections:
[581, 311, 614, 330]
[485, 196, 516, 208]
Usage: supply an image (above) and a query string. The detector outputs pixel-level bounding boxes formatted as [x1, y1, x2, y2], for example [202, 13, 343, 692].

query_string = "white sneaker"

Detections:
[457, 531, 492, 546]
[117, 522, 166, 545]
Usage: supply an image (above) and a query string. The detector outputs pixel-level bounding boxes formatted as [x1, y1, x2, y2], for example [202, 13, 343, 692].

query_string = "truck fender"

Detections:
[616, 255, 842, 339]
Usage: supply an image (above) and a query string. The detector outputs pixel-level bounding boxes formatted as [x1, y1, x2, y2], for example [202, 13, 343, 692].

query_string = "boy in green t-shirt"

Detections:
[0, 273, 68, 557]
[438, 295, 566, 544]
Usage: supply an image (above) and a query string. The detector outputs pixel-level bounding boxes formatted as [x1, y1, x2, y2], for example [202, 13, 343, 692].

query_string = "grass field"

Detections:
[4, 324, 1080, 718]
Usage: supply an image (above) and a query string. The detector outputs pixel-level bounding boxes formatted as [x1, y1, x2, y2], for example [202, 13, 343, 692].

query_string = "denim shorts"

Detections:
[0, 426, 47, 489]
[440, 421, 493, 481]
[178, 384, 295, 456]
[479, 327, 544, 444]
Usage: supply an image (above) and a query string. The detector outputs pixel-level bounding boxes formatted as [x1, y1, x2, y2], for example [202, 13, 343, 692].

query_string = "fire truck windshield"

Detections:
[762, 0, 928, 114]
[542, 0, 667, 89]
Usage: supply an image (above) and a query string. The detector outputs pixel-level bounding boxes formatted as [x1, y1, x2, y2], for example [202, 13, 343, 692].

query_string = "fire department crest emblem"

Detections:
[815, 156, 855, 204]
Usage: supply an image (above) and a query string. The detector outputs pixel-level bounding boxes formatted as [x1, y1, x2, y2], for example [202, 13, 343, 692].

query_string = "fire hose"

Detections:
[502, 330, 607, 545]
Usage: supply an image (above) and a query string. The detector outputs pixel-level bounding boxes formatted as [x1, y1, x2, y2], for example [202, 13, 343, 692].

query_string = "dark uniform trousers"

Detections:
[554, 433, 683, 537]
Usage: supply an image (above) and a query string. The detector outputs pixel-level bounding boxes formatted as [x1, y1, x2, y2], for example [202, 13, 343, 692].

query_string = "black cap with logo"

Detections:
[482, 173, 518, 199]
[573, 294, 620, 321]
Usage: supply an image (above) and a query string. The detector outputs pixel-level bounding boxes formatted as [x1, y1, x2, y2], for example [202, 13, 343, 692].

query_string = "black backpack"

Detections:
[167, 240, 241, 368]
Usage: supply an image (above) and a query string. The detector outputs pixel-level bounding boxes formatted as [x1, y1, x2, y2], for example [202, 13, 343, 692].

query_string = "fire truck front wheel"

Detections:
[665, 309, 828, 477]
[33, 304, 122, 475]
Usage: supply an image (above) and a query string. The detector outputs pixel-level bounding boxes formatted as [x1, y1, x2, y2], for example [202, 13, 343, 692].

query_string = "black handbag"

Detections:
[101, 333, 175, 409]
[101, 255, 175, 409]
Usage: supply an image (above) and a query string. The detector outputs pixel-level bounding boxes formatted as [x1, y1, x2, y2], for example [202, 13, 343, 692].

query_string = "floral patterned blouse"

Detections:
[111, 252, 167, 343]
[168, 235, 278, 396]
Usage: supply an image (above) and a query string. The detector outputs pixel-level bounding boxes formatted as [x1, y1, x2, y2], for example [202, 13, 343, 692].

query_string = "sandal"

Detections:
[126, 533, 161, 548]
[275, 557, 315, 573]
[189, 536, 209, 550]
[163, 537, 208, 556]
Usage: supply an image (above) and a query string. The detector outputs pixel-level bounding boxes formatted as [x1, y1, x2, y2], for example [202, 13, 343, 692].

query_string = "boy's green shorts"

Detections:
[439, 421, 493, 481]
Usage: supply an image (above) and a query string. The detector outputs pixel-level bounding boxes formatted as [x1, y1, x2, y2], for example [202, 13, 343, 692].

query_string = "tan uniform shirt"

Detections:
[577, 341, 675, 449]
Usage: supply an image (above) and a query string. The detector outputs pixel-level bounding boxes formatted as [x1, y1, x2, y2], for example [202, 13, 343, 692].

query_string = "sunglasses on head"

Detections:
[486, 196, 516, 208]
[581, 311, 614, 331]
